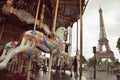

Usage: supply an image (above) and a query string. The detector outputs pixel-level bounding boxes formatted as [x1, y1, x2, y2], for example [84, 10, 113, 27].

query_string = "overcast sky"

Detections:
[71, 0, 120, 61]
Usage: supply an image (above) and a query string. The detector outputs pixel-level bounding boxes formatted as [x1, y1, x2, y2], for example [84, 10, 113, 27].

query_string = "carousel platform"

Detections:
[0, 70, 34, 80]
[35, 69, 87, 80]
[0, 69, 87, 80]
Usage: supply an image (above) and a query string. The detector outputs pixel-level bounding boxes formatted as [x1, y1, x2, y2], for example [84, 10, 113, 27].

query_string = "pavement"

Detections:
[83, 71, 116, 80]
[35, 69, 117, 80]
[35, 69, 87, 80]
[0, 68, 117, 80]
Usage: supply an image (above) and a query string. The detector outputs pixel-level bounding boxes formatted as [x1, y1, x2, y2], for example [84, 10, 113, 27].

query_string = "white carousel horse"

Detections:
[0, 27, 66, 70]
[52, 50, 70, 77]
[52, 54, 64, 76]
[50, 27, 70, 77]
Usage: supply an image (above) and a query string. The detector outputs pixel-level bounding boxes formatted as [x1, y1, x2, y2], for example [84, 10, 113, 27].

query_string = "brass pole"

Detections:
[47, 0, 59, 80]
[52, 0, 59, 34]
[40, 4, 45, 24]
[19, 54, 24, 73]
[34, 0, 41, 30]
[47, 53, 53, 80]
[79, 0, 83, 80]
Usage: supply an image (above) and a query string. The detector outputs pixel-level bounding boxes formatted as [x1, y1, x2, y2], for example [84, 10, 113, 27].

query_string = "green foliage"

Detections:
[82, 55, 87, 64]
[87, 57, 107, 67]
[87, 57, 94, 67]
[96, 58, 103, 66]
[110, 59, 120, 68]
[116, 37, 120, 53]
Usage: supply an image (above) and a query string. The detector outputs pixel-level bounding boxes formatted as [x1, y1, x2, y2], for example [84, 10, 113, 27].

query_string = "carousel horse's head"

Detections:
[55, 27, 67, 42]
[53, 27, 67, 54]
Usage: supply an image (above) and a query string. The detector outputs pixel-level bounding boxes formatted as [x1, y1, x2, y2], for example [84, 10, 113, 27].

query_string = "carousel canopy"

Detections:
[0, 0, 88, 30]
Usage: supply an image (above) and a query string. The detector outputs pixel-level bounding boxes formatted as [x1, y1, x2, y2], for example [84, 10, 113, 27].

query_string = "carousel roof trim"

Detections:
[0, 0, 89, 31]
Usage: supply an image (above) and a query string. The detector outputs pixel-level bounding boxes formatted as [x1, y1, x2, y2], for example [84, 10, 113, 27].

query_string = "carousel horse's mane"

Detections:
[37, 22, 52, 36]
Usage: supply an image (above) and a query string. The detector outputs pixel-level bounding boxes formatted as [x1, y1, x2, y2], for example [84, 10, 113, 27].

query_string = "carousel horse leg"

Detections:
[60, 56, 65, 77]
[11, 62, 14, 73]
[8, 62, 12, 73]
[0, 43, 32, 70]
[70, 66, 73, 77]
[27, 58, 32, 80]
[13, 62, 17, 73]
[14, 62, 18, 73]
[59, 62, 62, 77]
[60, 66, 62, 77]
[17, 53, 24, 73]
[19, 58, 24, 73]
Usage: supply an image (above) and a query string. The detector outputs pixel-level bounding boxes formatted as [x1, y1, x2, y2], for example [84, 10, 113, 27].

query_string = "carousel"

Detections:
[0, 0, 88, 80]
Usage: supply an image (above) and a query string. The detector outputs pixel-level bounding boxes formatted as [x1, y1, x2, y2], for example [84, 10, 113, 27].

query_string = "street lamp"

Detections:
[93, 46, 96, 79]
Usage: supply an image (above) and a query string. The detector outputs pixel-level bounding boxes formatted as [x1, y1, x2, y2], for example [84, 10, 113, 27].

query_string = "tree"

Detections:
[87, 57, 104, 67]
[82, 55, 87, 64]
[110, 59, 120, 68]
[87, 57, 94, 67]
[96, 57, 103, 66]
[116, 37, 120, 53]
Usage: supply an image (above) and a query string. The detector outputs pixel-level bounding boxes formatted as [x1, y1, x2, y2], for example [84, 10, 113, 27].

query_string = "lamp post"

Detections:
[93, 46, 96, 79]
[107, 51, 109, 75]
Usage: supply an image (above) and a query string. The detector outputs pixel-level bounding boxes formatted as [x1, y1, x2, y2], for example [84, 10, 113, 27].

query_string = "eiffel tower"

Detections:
[96, 8, 115, 62]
